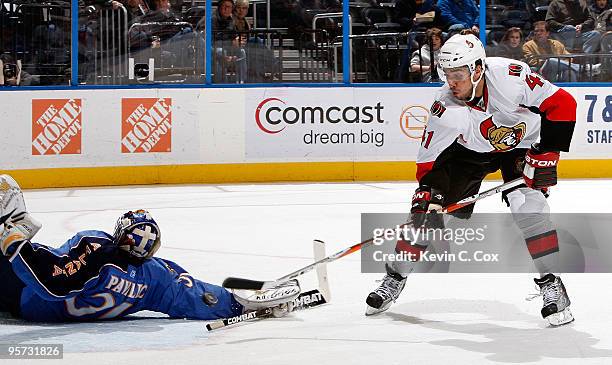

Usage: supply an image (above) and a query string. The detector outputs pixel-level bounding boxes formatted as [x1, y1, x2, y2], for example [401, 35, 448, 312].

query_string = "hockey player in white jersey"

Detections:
[366, 34, 576, 326]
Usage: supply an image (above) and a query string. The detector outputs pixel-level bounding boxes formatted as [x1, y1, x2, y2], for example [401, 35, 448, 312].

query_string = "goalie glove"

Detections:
[232, 279, 301, 318]
[523, 144, 560, 189]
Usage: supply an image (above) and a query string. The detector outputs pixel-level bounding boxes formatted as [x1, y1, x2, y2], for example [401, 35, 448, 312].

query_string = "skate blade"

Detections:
[365, 302, 392, 316]
[546, 307, 574, 326]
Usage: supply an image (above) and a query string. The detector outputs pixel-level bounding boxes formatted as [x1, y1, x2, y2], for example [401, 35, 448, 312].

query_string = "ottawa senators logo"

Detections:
[508, 64, 523, 77]
[430, 100, 446, 118]
[479, 117, 526, 151]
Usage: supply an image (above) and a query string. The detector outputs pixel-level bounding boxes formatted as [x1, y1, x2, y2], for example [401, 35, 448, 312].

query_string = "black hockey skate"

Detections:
[533, 273, 574, 326]
[365, 265, 407, 316]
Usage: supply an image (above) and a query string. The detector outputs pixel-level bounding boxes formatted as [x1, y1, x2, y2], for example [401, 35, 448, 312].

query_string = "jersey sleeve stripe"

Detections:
[416, 161, 435, 182]
[538, 88, 577, 122]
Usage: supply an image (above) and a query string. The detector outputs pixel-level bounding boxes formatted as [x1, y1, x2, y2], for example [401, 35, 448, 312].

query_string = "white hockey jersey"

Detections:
[416, 57, 576, 181]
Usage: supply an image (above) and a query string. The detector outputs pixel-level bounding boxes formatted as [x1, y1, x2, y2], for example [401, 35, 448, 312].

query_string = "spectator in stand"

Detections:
[233, 0, 250, 32]
[128, 0, 205, 81]
[213, 0, 235, 32]
[233, 0, 254, 80]
[0, 53, 39, 86]
[523, 21, 584, 81]
[410, 27, 444, 82]
[437, 0, 479, 35]
[545, 0, 602, 53]
[591, 0, 612, 53]
[496, 27, 525, 61]
[232, 0, 278, 81]
[591, 0, 612, 79]
[136, 0, 179, 22]
[232, 0, 251, 52]
[393, 0, 437, 32]
[213, 0, 246, 83]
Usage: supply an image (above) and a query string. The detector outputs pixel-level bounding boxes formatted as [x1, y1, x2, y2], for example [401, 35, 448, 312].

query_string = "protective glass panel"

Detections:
[1, 1, 71, 86]
[350, 0, 476, 83]
[485, 0, 611, 82]
[211, 0, 343, 84]
[78, 0, 205, 85]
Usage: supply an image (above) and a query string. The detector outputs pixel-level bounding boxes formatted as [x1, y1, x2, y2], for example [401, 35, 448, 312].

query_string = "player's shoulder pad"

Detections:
[152, 257, 189, 276]
[486, 57, 531, 81]
[430, 87, 467, 120]
[70, 230, 114, 245]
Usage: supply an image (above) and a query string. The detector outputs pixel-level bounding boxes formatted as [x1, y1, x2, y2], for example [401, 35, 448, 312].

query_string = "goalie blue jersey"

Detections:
[9, 230, 242, 322]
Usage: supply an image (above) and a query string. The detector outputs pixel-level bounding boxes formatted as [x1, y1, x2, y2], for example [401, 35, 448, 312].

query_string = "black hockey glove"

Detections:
[523, 143, 560, 189]
[410, 185, 444, 229]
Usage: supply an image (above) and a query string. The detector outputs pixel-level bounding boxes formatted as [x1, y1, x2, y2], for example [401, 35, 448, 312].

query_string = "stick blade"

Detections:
[313, 239, 331, 302]
[222, 277, 266, 290]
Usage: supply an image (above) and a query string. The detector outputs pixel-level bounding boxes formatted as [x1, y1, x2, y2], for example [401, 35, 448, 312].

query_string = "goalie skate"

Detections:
[365, 265, 406, 316]
[534, 274, 574, 326]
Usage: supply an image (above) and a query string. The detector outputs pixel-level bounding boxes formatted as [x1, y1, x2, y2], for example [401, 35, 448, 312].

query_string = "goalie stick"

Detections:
[205, 307, 272, 331]
[222, 177, 525, 290]
[206, 241, 331, 331]
[205, 289, 328, 331]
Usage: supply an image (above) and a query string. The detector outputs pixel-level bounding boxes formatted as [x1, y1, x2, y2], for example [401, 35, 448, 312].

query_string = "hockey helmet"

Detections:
[438, 34, 486, 73]
[438, 34, 486, 101]
[113, 209, 161, 259]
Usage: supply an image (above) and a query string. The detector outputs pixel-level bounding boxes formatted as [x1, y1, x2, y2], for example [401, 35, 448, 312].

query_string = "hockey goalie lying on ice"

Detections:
[0, 175, 300, 322]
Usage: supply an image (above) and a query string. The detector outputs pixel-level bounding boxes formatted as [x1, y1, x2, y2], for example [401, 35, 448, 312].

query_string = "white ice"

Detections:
[4, 180, 612, 365]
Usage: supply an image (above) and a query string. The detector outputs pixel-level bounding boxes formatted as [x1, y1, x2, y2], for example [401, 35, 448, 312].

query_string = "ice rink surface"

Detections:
[3, 179, 612, 365]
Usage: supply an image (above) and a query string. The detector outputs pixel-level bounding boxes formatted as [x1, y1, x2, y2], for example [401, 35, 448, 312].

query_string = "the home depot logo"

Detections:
[121, 98, 172, 153]
[32, 99, 82, 155]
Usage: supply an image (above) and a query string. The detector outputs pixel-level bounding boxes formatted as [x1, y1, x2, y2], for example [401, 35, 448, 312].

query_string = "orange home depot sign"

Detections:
[32, 99, 82, 155]
[121, 98, 172, 153]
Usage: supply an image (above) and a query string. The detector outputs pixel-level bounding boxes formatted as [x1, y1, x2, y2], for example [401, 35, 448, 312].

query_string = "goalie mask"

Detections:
[113, 210, 161, 259]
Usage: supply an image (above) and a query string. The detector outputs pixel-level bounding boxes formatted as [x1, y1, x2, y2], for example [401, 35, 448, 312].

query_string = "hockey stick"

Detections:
[206, 289, 329, 331]
[205, 307, 272, 331]
[207, 241, 332, 331]
[313, 239, 331, 302]
[223, 177, 525, 290]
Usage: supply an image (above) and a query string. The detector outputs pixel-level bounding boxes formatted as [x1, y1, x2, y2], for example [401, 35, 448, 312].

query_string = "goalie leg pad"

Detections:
[0, 175, 41, 244]
[0, 175, 27, 225]
[12, 213, 42, 241]
[0, 222, 28, 257]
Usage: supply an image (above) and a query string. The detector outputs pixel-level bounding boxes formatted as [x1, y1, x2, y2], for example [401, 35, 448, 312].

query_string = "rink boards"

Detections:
[0, 87, 610, 188]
